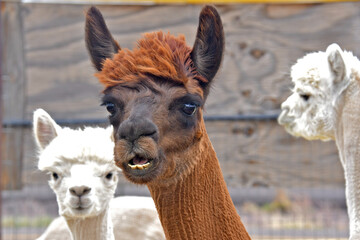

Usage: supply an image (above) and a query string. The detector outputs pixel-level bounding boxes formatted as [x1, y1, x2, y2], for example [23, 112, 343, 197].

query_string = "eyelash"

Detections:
[105, 172, 113, 180]
[300, 94, 310, 101]
[51, 172, 59, 180]
[102, 102, 117, 116]
[181, 103, 198, 116]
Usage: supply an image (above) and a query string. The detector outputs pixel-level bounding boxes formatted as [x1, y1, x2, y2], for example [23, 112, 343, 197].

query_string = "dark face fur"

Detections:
[101, 79, 203, 184]
[85, 6, 224, 185]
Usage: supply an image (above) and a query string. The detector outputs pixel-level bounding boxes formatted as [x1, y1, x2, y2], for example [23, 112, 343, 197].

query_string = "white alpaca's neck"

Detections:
[65, 208, 114, 240]
[336, 137, 360, 237]
[335, 80, 360, 238]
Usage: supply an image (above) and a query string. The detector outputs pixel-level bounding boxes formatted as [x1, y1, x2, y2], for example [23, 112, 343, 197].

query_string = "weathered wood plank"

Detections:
[22, 3, 360, 119]
[209, 3, 360, 116]
[207, 121, 342, 188]
[1, 2, 26, 190]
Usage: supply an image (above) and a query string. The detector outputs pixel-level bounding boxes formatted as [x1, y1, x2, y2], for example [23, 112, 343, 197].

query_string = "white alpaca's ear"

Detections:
[326, 43, 346, 84]
[33, 109, 61, 150]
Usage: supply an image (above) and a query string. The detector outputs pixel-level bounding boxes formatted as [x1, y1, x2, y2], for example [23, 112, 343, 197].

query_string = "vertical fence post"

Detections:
[1, 2, 25, 190]
[0, 0, 3, 238]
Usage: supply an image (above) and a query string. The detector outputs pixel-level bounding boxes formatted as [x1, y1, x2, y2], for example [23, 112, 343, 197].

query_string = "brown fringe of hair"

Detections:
[96, 32, 207, 88]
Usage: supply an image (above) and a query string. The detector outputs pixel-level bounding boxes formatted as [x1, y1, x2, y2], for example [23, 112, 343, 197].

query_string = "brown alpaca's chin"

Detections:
[114, 138, 163, 184]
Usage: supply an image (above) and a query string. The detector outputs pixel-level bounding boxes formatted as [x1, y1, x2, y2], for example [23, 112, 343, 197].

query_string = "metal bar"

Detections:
[3, 118, 108, 127]
[205, 113, 279, 121]
[2, 113, 279, 128]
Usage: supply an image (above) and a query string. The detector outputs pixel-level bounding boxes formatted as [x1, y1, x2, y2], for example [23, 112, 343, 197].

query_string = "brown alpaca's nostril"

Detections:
[118, 118, 158, 142]
[69, 186, 92, 197]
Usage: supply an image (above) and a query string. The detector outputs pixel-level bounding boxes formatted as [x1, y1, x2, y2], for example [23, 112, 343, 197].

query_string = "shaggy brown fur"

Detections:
[86, 5, 252, 240]
[96, 32, 207, 88]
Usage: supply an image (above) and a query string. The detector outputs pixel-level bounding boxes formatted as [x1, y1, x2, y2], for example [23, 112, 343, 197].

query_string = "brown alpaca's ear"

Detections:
[33, 109, 61, 150]
[85, 6, 121, 71]
[191, 5, 224, 98]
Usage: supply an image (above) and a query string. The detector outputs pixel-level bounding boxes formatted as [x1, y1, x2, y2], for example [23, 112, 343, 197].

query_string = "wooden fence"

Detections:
[3, 2, 359, 239]
[2, 1, 360, 191]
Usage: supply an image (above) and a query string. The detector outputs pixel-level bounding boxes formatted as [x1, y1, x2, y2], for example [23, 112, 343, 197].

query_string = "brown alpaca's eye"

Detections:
[300, 94, 310, 101]
[105, 172, 113, 180]
[182, 103, 197, 116]
[103, 102, 116, 116]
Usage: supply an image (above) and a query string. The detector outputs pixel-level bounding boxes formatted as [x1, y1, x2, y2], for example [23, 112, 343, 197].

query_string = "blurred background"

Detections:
[2, 0, 360, 239]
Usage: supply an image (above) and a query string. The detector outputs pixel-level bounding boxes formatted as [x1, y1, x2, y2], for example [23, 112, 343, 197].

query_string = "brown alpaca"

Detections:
[85, 6, 251, 240]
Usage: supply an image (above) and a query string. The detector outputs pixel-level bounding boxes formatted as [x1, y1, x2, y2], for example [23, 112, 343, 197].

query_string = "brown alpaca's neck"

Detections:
[148, 134, 251, 240]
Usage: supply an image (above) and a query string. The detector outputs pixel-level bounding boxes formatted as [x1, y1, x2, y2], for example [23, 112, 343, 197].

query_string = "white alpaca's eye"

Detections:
[52, 172, 59, 180]
[300, 94, 310, 101]
[105, 172, 113, 180]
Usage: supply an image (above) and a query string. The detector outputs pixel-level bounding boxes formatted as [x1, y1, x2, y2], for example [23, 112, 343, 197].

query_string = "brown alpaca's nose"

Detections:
[118, 118, 158, 142]
[69, 186, 92, 197]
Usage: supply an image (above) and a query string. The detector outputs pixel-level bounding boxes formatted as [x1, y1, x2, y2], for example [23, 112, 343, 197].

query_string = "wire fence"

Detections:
[1, 118, 348, 240]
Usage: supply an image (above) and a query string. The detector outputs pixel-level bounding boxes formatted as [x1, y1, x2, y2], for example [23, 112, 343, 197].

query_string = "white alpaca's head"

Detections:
[278, 43, 359, 141]
[33, 109, 118, 219]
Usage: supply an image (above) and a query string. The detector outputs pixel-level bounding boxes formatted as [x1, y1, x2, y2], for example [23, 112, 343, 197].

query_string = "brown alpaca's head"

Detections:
[85, 6, 224, 186]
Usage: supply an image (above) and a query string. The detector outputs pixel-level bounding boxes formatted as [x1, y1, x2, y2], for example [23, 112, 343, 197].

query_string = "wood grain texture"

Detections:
[209, 3, 360, 116]
[4, 2, 360, 189]
[1, 2, 26, 190]
[21, 3, 360, 119]
[207, 121, 342, 188]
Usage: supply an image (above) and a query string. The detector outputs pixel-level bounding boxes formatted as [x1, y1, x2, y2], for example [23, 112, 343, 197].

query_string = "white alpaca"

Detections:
[34, 109, 165, 240]
[278, 43, 360, 240]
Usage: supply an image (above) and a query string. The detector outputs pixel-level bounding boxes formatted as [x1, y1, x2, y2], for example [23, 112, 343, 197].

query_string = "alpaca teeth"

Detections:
[128, 162, 151, 170]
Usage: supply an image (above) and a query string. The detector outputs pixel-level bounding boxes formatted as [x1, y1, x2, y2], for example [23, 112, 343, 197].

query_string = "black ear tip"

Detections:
[85, 5, 120, 72]
[191, 4, 224, 90]
[87, 6, 101, 17]
[86, 6, 106, 25]
[201, 5, 217, 13]
[199, 5, 223, 35]
[85, 6, 107, 32]
[200, 5, 221, 19]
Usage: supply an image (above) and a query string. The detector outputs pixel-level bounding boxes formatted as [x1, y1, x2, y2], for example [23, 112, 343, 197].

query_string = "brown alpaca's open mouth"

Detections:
[128, 156, 153, 170]
[118, 154, 161, 184]
[116, 153, 164, 184]
[114, 139, 163, 184]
